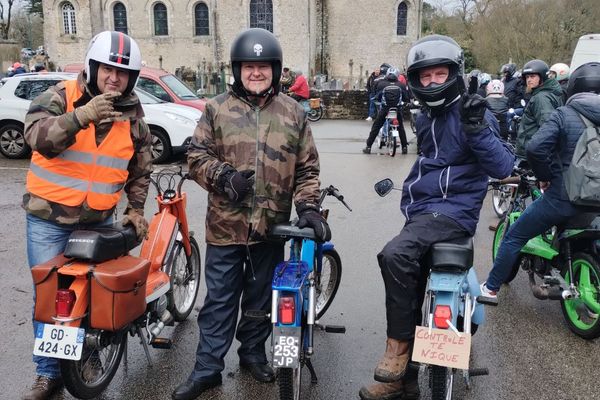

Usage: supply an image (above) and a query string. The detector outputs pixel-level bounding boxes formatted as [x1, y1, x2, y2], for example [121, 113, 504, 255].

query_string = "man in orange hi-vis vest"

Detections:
[21, 31, 152, 400]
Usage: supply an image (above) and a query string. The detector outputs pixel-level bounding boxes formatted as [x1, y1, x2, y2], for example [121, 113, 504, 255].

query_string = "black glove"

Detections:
[218, 167, 255, 203]
[460, 94, 489, 135]
[296, 202, 332, 243]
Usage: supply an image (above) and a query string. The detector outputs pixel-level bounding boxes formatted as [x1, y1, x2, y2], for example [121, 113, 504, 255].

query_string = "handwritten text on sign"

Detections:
[411, 326, 472, 370]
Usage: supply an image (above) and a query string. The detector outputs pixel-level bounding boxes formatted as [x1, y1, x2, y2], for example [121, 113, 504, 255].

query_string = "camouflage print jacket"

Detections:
[22, 72, 152, 225]
[188, 90, 321, 245]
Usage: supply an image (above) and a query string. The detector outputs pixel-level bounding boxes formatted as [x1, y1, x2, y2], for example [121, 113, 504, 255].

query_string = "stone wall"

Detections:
[313, 89, 368, 120]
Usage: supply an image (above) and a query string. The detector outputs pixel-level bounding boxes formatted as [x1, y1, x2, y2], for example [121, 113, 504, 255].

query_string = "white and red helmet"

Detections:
[85, 31, 142, 95]
[549, 63, 570, 82]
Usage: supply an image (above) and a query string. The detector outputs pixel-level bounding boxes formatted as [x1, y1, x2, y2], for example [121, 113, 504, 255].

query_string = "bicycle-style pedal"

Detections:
[150, 337, 172, 349]
[244, 310, 270, 320]
[543, 275, 560, 285]
[324, 325, 346, 334]
[476, 296, 498, 306]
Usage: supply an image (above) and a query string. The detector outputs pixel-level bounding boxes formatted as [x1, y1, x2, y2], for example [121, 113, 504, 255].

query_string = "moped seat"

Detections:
[64, 222, 140, 263]
[428, 236, 474, 272]
[269, 223, 316, 241]
[562, 212, 600, 229]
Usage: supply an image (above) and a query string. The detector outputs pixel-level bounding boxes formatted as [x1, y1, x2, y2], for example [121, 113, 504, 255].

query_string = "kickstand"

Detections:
[305, 359, 318, 384]
[136, 325, 153, 368]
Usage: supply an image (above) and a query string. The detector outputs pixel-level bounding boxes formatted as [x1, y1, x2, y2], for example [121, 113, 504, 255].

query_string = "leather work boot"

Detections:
[359, 366, 420, 400]
[362, 146, 372, 154]
[22, 375, 63, 400]
[374, 338, 411, 383]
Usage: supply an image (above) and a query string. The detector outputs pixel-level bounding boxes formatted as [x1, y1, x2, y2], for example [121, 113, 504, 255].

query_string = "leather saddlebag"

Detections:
[90, 256, 150, 331]
[31, 254, 70, 323]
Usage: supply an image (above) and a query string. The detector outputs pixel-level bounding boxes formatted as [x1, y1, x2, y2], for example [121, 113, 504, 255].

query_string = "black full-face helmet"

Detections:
[521, 59, 549, 83]
[380, 63, 392, 75]
[567, 62, 600, 99]
[501, 63, 517, 79]
[406, 34, 465, 116]
[230, 28, 282, 96]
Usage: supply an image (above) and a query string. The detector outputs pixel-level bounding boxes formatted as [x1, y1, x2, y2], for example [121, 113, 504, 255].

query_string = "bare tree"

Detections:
[0, 0, 17, 40]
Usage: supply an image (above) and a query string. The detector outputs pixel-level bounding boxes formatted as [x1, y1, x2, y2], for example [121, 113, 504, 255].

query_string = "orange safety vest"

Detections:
[26, 80, 134, 211]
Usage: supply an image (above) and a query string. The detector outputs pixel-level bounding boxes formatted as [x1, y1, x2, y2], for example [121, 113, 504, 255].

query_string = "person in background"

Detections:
[172, 28, 330, 400]
[477, 72, 491, 97]
[485, 79, 510, 141]
[13, 62, 27, 75]
[288, 69, 310, 101]
[366, 67, 381, 121]
[549, 62, 570, 103]
[358, 34, 513, 400]
[280, 67, 292, 92]
[21, 30, 151, 400]
[514, 59, 564, 159]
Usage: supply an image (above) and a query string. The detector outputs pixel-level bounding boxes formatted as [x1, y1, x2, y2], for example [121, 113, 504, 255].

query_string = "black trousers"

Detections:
[190, 242, 284, 380]
[378, 213, 468, 340]
[366, 106, 408, 148]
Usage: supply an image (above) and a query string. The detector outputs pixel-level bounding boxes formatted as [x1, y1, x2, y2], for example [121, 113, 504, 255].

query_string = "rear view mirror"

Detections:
[374, 178, 394, 197]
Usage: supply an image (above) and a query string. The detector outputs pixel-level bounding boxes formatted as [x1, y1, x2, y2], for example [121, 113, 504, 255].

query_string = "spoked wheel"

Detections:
[387, 134, 397, 157]
[315, 249, 342, 319]
[307, 105, 323, 122]
[377, 132, 385, 149]
[60, 329, 127, 399]
[492, 185, 513, 218]
[430, 366, 453, 400]
[561, 252, 600, 339]
[168, 235, 202, 321]
[278, 366, 302, 400]
[492, 219, 520, 284]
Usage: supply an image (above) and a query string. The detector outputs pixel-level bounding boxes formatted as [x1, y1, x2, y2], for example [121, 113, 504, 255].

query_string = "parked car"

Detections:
[63, 63, 207, 112]
[135, 88, 202, 163]
[0, 72, 77, 159]
[571, 33, 600, 72]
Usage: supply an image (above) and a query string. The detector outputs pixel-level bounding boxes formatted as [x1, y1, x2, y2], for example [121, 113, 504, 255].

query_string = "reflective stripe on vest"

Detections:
[26, 80, 133, 210]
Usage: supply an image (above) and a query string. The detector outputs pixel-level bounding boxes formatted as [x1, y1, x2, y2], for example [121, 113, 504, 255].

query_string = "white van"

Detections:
[571, 34, 600, 72]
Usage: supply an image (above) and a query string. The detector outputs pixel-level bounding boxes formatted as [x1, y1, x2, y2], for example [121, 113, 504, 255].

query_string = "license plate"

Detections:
[392, 129, 400, 138]
[33, 324, 85, 361]
[272, 326, 301, 368]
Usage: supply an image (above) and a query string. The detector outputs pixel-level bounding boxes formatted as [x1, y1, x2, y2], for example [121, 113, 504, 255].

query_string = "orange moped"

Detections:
[30, 167, 201, 399]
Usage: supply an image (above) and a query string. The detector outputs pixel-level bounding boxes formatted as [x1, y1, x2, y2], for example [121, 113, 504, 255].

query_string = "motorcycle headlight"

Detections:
[164, 112, 196, 127]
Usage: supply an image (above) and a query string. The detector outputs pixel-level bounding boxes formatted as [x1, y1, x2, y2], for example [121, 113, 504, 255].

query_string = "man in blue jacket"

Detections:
[480, 62, 600, 302]
[359, 35, 514, 400]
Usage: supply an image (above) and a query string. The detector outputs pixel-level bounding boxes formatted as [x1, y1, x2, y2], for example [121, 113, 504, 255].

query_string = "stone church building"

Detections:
[42, 0, 422, 83]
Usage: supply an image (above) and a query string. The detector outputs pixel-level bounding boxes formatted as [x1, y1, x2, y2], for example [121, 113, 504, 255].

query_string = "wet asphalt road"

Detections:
[1, 119, 599, 400]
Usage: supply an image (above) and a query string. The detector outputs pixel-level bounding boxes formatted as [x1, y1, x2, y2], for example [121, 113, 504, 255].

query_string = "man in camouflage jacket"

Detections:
[22, 31, 151, 400]
[173, 28, 330, 400]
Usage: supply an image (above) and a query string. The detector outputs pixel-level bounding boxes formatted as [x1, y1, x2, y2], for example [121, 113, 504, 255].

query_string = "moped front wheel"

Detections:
[315, 249, 342, 319]
[561, 252, 600, 339]
[278, 366, 302, 400]
[168, 235, 202, 321]
[387, 135, 397, 157]
[491, 185, 513, 218]
[430, 365, 453, 400]
[60, 328, 127, 399]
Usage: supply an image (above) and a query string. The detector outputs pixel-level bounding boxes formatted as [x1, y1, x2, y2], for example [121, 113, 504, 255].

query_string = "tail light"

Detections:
[392, 118, 399, 126]
[55, 289, 76, 318]
[433, 305, 452, 329]
[278, 296, 296, 325]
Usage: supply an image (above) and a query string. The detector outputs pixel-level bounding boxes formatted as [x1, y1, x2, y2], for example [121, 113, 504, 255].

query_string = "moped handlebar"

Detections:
[150, 165, 190, 199]
[320, 185, 352, 211]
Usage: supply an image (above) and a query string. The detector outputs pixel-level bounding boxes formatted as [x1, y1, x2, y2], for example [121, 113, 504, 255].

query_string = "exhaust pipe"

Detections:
[528, 274, 566, 300]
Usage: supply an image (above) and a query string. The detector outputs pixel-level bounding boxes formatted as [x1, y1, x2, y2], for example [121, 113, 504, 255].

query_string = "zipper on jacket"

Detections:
[432, 117, 439, 159]
[404, 157, 425, 220]
[438, 166, 450, 200]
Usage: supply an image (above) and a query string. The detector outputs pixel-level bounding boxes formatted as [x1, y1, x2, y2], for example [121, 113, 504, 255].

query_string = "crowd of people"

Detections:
[17, 26, 600, 400]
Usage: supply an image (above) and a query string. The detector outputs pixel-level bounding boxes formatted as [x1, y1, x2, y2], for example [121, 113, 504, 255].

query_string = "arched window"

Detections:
[113, 2, 128, 34]
[249, 0, 273, 33]
[194, 3, 209, 36]
[154, 3, 168, 36]
[397, 2, 408, 36]
[61, 2, 77, 35]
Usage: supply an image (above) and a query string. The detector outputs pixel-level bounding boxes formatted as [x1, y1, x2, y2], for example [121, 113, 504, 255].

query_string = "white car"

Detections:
[135, 88, 201, 163]
[0, 73, 201, 163]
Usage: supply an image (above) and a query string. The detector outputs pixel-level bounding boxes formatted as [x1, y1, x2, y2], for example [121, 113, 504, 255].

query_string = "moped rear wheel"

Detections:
[492, 218, 520, 284]
[168, 235, 202, 322]
[307, 105, 323, 122]
[430, 365, 453, 400]
[561, 252, 600, 339]
[387, 134, 397, 157]
[278, 366, 302, 400]
[315, 249, 342, 319]
[60, 328, 127, 399]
